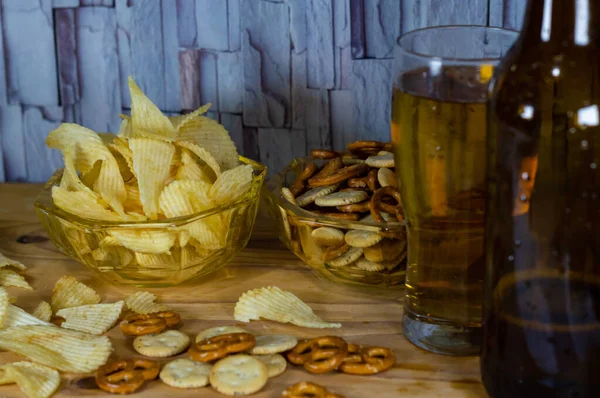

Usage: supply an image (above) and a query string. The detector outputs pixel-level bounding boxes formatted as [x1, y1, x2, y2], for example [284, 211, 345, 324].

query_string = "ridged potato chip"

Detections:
[124, 291, 170, 314]
[234, 286, 341, 329]
[135, 252, 178, 269]
[123, 183, 144, 214]
[129, 138, 175, 219]
[209, 164, 253, 205]
[0, 361, 60, 398]
[108, 141, 135, 182]
[0, 252, 26, 271]
[51, 276, 101, 311]
[170, 103, 212, 130]
[159, 180, 213, 218]
[92, 245, 134, 267]
[176, 116, 239, 171]
[3, 305, 52, 328]
[51, 186, 122, 222]
[0, 325, 112, 373]
[109, 229, 176, 254]
[32, 302, 52, 323]
[128, 77, 177, 141]
[0, 287, 8, 326]
[57, 301, 124, 335]
[175, 141, 221, 177]
[60, 152, 98, 196]
[0, 269, 33, 290]
[176, 148, 214, 183]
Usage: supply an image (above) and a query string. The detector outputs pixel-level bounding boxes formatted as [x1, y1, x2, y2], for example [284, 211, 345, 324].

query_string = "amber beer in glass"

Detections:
[483, 0, 600, 396]
[392, 27, 517, 355]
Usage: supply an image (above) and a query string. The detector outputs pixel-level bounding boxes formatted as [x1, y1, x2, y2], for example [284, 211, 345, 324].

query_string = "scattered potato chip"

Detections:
[159, 180, 213, 218]
[127, 77, 177, 141]
[234, 286, 341, 329]
[51, 276, 101, 311]
[109, 229, 176, 254]
[3, 305, 52, 328]
[209, 164, 254, 205]
[176, 148, 215, 183]
[124, 291, 170, 314]
[176, 116, 239, 171]
[176, 141, 221, 177]
[57, 301, 124, 335]
[0, 269, 33, 290]
[32, 302, 52, 323]
[130, 138, 176, 219]
[0, 361, 60, 398]
[0, 325, 112, 373]
[0, 287, 8, 326]
[0, 253, 26, 272]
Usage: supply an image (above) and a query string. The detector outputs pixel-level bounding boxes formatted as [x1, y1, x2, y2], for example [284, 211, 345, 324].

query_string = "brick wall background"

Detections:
[0, 0, 526, 182]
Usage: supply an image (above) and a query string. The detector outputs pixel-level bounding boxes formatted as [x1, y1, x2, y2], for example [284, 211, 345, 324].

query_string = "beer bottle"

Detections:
[483, 0, 600, 396]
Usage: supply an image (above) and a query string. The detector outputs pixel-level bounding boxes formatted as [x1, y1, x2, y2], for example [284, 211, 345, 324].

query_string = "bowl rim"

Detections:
[35, 156, 267, 229]
[265, 156, 406, 229]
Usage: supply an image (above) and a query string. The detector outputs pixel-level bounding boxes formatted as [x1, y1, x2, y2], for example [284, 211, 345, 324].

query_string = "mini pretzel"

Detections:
[347, 170, 377, 191]
[291, 163, 319, 196]
[342, 343, 363, 364]
[339, 346, 396, 375]
[369, 186, 404, 223]
[322, 243, 351, 262]
[308, 164, 368, 187]
[120, 311, 180, 336]
[189, 332, 255, 362]
[347, 141, 385, 157]
[311, 149, 340, 159]
[287, 336, 348, 374]
[314, 157, 343, 178]
[282, 381, 345, 398]
[310, 210, 361, 221]
[337, 201, 370, 213]
[95, 358, 159, 394]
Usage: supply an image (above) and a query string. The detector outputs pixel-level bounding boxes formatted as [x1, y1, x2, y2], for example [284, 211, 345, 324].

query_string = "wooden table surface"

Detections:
[0, 184, 485, 398]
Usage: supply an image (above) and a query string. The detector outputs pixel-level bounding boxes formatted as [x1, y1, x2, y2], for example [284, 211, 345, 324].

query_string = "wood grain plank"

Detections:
[257, 128, 307, 175]
[307, 0, 335, 88]
[195, 0, 229, 51]
[364, 0, 401, 59]
[23, 106, 63, 182]
[76, 6, 122, 134]
[330, 90, 355, 151]
[0, 105, 26, 181]
[305, 88, 331, 150]
[217, 52, 243, 114]
[242, 1, 291, 127]
[227, 0, 241, 51]
[351, 59, 393, 142]
[115, 0, 133, 108]
[55, 8, 79, 106]
[220, 112, 243, 156]
[2, 0, 58, 106]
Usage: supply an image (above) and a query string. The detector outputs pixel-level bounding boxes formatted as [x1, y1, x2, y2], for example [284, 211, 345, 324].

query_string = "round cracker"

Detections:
[160, 358, 212, 388]
[195, 326, 250, 343]
[377, 168, 398, 188]
[133, 330, 190, 358]
[311, 227, 345, 247]
[363, 238, 406, 262]
[295, 185, 339, 207]
[280, 187, 297, 205]
[250, 335, 298, 355]
[315, 191, 368, 207]
[328, 247, 363, 267]
[355, 257, 386, 272]
[209, 355, 268, 396]
[345, 230, 383, 248]
[253, 354, 287, 377]
[365, 153, 394, 168]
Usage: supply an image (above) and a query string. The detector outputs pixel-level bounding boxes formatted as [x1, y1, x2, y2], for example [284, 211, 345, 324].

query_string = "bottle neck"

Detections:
[521, 0, 598, 46]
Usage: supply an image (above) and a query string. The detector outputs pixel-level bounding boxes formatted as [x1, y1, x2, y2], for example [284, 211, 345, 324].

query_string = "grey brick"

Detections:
[55, 8, 80, 105]
[199, 51, 219, 111]
[220, 113, 243, 155]
[258, 128, 307, 176]
[307, 0, 335, 88]
[23, 106, 64, 183]
[176, 0, 196, 47]
[195, 0, 229, 50]
[228, 0, 241, 51]
[217, 52, 243, 114]
[162, 0, 181, 111]
[330, 90, 354, 151]
[291, 51, 307, 129]
[286, 0, 307, 53]
[0, 105, 26, 181]
[179, 49, 202, 110]
[364, 0, 400, 58]
[116, 0, 133, 108]
[305, 88, 331, 150]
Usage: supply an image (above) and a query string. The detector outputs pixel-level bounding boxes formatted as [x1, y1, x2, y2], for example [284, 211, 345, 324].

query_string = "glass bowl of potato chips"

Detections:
[34, 77, 266, 287]
[264, 153, 407, 288]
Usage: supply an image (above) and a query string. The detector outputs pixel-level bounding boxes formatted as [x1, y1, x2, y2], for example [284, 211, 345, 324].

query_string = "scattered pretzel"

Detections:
[189, 332, 256, 362]
[342, 343, 363, 364]
[95, 358, 159, 394]
[282, 381, 345, 398]
[287, 336, 348, 374]
[339, 346, 396, 375]
[308, 164, 368, 187]
[119, 311, 180, 336]
[311, 149, 340, 159]
[369, 186, 404, 223]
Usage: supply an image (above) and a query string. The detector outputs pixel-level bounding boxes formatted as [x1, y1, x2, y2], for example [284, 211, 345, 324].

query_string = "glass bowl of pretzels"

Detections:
[264, 141, 407, 287]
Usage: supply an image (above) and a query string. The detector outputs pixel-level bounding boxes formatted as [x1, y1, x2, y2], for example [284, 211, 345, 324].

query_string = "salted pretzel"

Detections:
[314, 157, 344, 178]
[339, 346, 396, 375]
[336, 201, 370, 213]
[347, 141, 386, 157]
[286, 336, 348, 374]
[189, 332, 255, 362]
[291, 162, 319, 196]
[95, 358, 159, 394]
[347, 169, 378, 191]
[369, 186, 404, 222]
[308, 164, 368, 187]
[311, 149, 340, 159]
[119, 311, 180, 336]
[282, 381, 345, 398]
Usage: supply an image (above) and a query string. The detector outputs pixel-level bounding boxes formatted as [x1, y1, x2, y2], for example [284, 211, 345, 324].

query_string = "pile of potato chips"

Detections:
[45, 77, 256, 262]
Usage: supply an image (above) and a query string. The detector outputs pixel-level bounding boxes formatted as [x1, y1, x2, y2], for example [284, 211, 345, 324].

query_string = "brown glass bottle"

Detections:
[483, 0, 600, 397]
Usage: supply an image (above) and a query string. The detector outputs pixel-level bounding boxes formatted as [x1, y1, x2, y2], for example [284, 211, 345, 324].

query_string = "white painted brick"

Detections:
[258, 128, 307, 176]
[307, 0, 335, 88]
[176, 0, 197, 47]
[162, 0, 182, 111]
[3, 0, 58, 106]
[199, 51, 218, 110]
[305, 88, 331, 150]
[364, 0, 400, 58]
[23, 106, 64, 183]
[228, 0, 241, 51]
[220, 113, 243, 155]
[217, 52, 243, 114]
[286, 0, 307, 53]
[330, 90, 355, 151]
[291, 51, 307, 129]
[55, 8, 80, 105]
[116, 0, 133, 108]
[0, 105, 26, 181]
[195, 0, 229, 50]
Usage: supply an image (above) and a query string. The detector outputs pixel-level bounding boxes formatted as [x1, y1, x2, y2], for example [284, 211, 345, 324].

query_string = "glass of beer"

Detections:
[392, 26, 518, 355]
